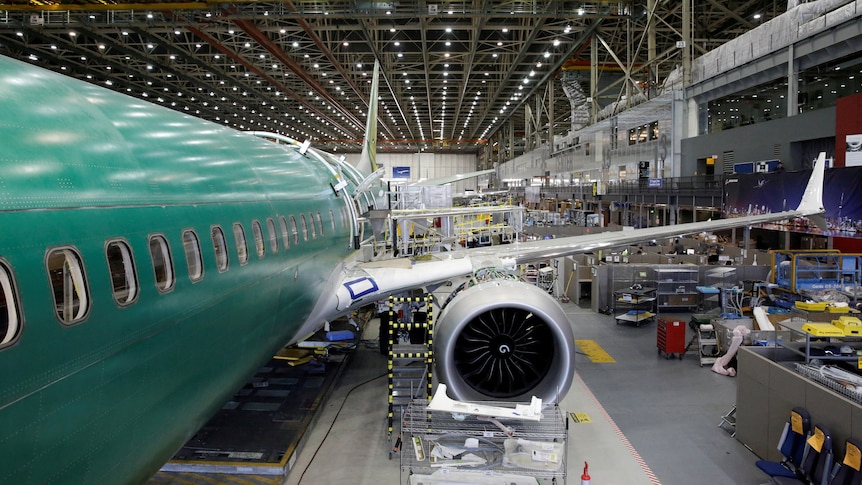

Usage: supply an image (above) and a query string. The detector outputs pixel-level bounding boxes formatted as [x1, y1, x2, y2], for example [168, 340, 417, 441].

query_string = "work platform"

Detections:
[147, 324, 357, 484]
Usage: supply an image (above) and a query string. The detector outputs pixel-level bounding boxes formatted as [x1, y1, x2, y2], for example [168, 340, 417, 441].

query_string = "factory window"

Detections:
[233, 223, 248, 266]
[289, 215, 299, 246]
[279, 216, 290, 249]
[300, 214, 309, 241]
[149, 235, 175, 293]
[0, 260, 22, 349]
[266, 217, 278, 254]
[251, 220, 265, 258]
[182, 230, 204, 282]
[46, 247, 90, 325]
[105, 239, 138, 306]
[329, 210, 336, 232]
[211, 226, 229, 273]
[702, 77, 789, 134]
[316, 212, 324, 237]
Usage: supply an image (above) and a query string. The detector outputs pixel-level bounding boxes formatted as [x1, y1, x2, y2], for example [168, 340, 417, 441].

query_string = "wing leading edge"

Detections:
[330, 152, 826, 312]
[410, 168, 496, 186]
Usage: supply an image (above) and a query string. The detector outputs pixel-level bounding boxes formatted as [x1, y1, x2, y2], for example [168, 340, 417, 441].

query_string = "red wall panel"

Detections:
[835, 92, 862, 168]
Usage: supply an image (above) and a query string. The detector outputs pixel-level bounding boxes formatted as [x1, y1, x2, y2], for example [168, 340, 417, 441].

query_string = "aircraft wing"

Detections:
[329, 152, 826, 313]
[410, 168, 496, 186]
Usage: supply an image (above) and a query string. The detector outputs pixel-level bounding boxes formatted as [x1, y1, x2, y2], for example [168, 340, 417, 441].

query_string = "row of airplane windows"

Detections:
[0, 207, 349, 351]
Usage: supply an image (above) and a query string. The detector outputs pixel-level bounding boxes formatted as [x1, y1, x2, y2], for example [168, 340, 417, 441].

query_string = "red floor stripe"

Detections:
[575, 372, 662, 485]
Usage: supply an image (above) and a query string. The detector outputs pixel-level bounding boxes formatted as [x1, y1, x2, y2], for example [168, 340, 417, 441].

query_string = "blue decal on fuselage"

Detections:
[344, 277, 379, 299]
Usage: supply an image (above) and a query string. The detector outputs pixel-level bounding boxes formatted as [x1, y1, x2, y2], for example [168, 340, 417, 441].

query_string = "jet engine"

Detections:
[434, 278, 576, 403]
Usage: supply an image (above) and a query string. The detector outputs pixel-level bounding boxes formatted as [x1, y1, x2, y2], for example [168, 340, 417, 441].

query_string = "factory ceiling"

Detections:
[0, 1, 787, 156]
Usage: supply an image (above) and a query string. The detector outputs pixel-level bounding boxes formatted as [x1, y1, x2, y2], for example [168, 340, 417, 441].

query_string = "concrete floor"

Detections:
[282, 301, 770, 485]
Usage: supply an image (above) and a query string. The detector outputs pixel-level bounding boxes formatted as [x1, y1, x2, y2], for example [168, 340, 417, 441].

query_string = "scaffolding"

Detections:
[388, 205, 524, 256]
[386, 292, 434, 457]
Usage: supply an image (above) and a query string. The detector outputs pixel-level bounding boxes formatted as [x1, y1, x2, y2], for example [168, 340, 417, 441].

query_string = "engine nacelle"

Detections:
[435, 279, 576, 403]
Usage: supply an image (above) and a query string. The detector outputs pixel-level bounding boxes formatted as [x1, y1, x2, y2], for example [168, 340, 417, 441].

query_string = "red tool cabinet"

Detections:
[657, 318, 686, 359]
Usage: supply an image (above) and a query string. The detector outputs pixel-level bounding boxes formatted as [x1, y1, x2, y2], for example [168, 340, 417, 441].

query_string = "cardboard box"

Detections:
[663, 294, 694, 307]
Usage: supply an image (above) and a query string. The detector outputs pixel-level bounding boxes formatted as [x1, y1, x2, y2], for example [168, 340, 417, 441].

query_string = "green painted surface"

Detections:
[0, 55, 361, 484]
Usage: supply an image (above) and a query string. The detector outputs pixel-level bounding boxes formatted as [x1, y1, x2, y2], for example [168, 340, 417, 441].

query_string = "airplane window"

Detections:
[279, 216, 290, 249]
[300, 214, 309, 241]
[149, 235, 175, 292]
[233, 223, 248, 265]
[252, 220, 265, 258]
[329, 210, 336, 232]
[182, 229, 204, 282]
[0, 260, 22, 349]
[266, 217, 278, 254]
[316, 212, 324, 237]
[106, 239, 139, 306]
[46, 247, 90, 325]
[290, 215, 299, 246]
[211, 226, 229, 272]
[308, 212, 317, 239]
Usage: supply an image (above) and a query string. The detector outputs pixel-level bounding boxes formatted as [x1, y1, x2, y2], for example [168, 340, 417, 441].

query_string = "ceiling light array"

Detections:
[14, 27, 386, 151]
[385, 21, 565, 149]
[11, 9, 580, 153]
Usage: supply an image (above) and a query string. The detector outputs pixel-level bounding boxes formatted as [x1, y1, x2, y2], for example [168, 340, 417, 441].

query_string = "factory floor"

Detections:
[282, 300, 770, 485]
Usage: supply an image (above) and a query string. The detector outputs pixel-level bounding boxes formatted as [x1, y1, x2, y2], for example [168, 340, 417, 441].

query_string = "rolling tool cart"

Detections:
[613, 285, 656, 326]
[657, 318, 686, 359]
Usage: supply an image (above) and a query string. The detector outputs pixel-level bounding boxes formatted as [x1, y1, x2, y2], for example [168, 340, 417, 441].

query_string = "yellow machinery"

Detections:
[769, 250, 862, 307]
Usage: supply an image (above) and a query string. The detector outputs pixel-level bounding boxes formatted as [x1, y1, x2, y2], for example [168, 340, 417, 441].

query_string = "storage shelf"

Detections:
[778, 318, 862, 365]
[654, 267, 699, 311]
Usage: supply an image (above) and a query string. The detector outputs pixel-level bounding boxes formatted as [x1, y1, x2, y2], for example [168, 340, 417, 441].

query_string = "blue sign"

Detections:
[648, 178, 662, 188]
[393, 166, 411, 178]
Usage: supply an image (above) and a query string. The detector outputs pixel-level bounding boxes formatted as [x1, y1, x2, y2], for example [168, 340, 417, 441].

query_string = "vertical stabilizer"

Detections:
[356, 60, 379, 175]
[797, 152, 827, 229]
[797, 152, 826, 215]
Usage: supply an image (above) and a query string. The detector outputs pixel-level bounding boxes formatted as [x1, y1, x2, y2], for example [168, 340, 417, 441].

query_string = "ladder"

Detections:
[386, 291, 434, 458]
[718, 405, 737, 437]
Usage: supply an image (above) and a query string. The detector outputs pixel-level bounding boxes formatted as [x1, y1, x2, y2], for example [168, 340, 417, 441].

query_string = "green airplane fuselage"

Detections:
[0, 55, 357, 484]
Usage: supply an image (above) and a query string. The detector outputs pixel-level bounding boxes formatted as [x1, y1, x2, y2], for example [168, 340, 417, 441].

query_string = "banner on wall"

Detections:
[392, 166, 411, 178]
[846, 134, 862, 167]
[723, 166, 862, 237]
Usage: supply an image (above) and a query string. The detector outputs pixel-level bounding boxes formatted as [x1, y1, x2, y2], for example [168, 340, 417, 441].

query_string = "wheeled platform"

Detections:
[149, 321, 356, 484]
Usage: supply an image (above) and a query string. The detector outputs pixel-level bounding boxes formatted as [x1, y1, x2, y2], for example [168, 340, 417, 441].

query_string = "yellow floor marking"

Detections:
[570, 412, 593, 423]
[576, 339, 616, 363]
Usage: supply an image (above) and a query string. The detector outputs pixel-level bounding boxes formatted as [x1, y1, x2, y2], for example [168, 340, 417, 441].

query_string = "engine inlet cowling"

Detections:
[434, 279, 576, 403]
